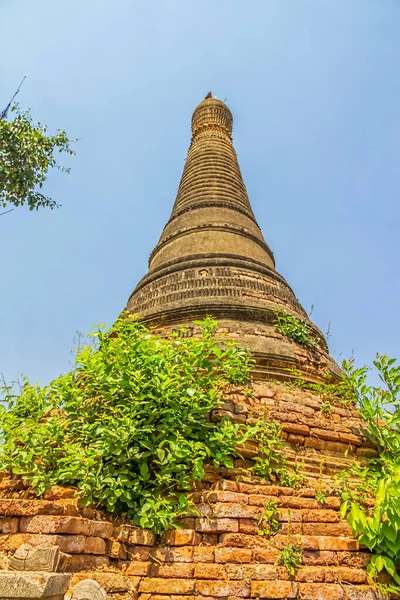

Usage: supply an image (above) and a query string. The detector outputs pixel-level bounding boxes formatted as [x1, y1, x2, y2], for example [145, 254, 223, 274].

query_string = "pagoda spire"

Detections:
[126, 96, 338, 381]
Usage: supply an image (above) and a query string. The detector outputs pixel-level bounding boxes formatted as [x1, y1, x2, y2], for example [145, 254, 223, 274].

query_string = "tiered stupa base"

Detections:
[0, 381, 387, 600]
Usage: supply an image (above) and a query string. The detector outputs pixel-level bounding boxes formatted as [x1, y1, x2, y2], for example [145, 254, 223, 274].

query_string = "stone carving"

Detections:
[10, 543, 61, 572]
[70, 579, 108, 600]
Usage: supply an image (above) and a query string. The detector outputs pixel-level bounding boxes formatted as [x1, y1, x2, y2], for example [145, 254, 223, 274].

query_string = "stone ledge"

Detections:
[0, 571, 70, 599]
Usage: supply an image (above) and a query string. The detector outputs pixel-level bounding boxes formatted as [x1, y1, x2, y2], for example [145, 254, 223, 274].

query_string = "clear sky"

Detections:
[1, 0, 399, 388]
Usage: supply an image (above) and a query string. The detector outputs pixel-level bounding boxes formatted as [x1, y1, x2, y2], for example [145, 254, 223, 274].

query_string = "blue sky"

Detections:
[1, 0, 399, 388]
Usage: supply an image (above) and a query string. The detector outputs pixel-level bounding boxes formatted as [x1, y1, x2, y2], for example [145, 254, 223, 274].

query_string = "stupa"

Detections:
[0, 96, 384, 600]
[126, 95, 339, 382]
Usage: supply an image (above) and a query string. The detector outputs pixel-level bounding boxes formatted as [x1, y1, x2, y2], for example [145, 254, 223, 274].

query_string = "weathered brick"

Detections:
[251, 580, 298, 598]
[209, 502, 260, 518]
[296, 567, 325, 582]
[196, 517, 238, 532]
[20, 515, 90, 535]
[273, 535, 319, 551]
[325, 567, 367, 584]
[220, 532, 270, 548]
[196, 579, 250, 597]
[126, 545, 150, 562]
[337, 552, 371, 568]
[310, 429, 362, 446]
[298, 582, 344, 599]
[343, 586, 379, 599]
[151, 563, 194, 578]
[88, 520, 114, 538]
[301, 510, 339, 523]
[202, 490, 248, 503]
[139, 578, 195, 594]
[324, 497, 341, 509]
[127, 529, 155, 546]
[227, 563, 279, 580]
[0, 499, 78, 516]
[0, 532, 103, 554]
[280, 497, 319, 509]
[71, 572, 132, 593]
[194, 563, 226, 579]
[239, 518, 258, 534]
[0, 517, 19, 533]
[162, 529, 201, 546]
[59, 553, 109, 572]
[201, 532, 218, 545]
[278, 509, 302, 522]
[252, 548, 280, 563]
[317, 537, 359, 551]
[303, 523, 352, 536]
[282, 422, 310, 436]
[249, 494, 281, 506]
[215, 547, 252, 563]
[302, 550, 338, 566]
[84, 536, 106, 554]
[193, 546, 214, 563]
[123, 561, 151, 576]
[168, 546, 194, 563]
[108, 540, 127, 559]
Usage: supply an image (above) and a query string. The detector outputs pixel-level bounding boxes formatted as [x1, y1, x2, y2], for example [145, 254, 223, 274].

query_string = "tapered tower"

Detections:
[126, 95, 338, 381]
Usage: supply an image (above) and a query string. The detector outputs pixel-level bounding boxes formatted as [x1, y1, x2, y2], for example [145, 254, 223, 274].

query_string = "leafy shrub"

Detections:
[340, 355, 400, 585]
[0, 317, 254, 533]
[274, 311, 319, 351]
[277, 539, 303, 576]
[257, 500, 279, 536]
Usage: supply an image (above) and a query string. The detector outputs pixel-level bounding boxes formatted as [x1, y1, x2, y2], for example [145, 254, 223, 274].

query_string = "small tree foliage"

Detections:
[0, 105, 75, 211]
[341, 356, 400, 585]
[274, 310, 319, 350]
[0, 317, 254, 533]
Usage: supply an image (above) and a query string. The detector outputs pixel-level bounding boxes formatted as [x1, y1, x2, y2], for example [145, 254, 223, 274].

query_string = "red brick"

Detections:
[343, 586, 379, 599]
[127, 528, 155, 546]
[126, 545, 150, 562]
[59, 554, 109, 572]
[123, 562, 151, 576]
[239, 518, 258, 534]
[325, 567, 367, 584]
[0, 499, 78, 516]
[202, 490, 248, 503]
[251, 580, 298, 598]
[196, 580, 250, 597]
[296, 567, 325, 582]
[219, 533, 270, 548]
[108, 540, 127, 559]
[83, 536, 106, 554]
[227, 563, 279, 580]
[301, 510, 339, 523]
[139, 578, 195, 594]
[196, 517, 238, 532]
[273, 535, 319, 551]
[310, 429, 362, 446]
[215, 547, 252, 563]
[194, 563, 226, 579]
[278, 509, 302, 522]
[303, 523, 352, 536]
[324, 497, 341, 509]
[282, 423, 310, 436]
[193, 546, 214, 563]
[0, 517, 19, 533]
[201, 533, 218, 545]
[209, 502, 260, 518]
[337, 552, 371, 568]
[88, 520, 114, 538]
[252, 548, 279, 563]
[162, 529, 201, 546]
[249, 495, 281, 507]
[281, 497, 319, 509]
[302, 551, 338, 566]
[151, 563, 194, 578]
[0, 533, 102, 554]
[298, 583, 344, 599]
[317, 537, 359, 551]
[20, 515, 90, 535]
[168, 546, 194, 563]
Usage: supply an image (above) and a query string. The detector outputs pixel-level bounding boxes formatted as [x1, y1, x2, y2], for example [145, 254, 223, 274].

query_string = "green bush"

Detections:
[273, 311, 319, 350]
[0, 317, 254, 533]
[341, 356, 400, 585]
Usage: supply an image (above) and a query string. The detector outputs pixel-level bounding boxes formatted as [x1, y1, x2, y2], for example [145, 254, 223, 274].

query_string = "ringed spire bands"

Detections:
[126, 95, 339, 381]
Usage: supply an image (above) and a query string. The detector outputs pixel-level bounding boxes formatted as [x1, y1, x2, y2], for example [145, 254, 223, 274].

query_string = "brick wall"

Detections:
[0, 382, 386, 600]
